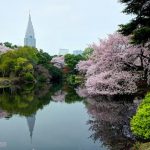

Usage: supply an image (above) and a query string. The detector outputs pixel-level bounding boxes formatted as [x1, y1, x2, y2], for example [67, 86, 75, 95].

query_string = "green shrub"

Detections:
[23, 72, 35, 82]
[131, 93, 150, 140]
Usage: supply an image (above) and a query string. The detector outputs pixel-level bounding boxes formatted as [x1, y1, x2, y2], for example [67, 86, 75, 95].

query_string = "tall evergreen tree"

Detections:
[118, 0, 150, 45]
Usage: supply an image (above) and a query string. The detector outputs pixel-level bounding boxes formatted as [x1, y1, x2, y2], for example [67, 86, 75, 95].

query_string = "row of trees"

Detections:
[0, 46, 62, 83]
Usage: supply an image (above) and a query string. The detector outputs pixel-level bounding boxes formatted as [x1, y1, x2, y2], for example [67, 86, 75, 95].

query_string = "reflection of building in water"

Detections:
[26, 114, 36, 143]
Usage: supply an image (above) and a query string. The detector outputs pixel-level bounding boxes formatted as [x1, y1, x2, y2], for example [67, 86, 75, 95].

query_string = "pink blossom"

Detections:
[51, 56, 65, 69]
[76, 60, 94, 74]
[0, 45, 10, 54]
[77, 33, 148, 95]
[51, 90, 67, 102]
[75, 86, 89, 97]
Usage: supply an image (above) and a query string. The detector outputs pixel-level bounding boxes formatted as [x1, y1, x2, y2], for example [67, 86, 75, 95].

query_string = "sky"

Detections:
[0, 0, 131, 55]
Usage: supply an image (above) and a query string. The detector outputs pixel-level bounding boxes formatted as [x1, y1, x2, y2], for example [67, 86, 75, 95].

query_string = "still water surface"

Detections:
[0, 84, 134, 150]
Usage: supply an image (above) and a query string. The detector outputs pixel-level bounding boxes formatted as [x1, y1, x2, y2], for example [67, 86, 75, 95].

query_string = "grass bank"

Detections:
[131, 92, 150, 140]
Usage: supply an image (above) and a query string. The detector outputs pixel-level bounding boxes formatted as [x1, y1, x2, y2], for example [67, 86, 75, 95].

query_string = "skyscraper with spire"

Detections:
[24, 14, 36, 47]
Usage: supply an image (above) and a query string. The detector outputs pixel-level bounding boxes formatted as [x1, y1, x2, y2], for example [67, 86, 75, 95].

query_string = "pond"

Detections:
[0, 84, 137, 150]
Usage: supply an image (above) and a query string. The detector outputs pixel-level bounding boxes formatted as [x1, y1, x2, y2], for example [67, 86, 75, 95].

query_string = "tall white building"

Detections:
[24, 14, 36, 48]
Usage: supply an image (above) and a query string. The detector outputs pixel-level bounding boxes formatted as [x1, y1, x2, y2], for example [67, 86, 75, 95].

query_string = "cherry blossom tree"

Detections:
[76, 60, 94, 74]
[75, 86, 89, 98]
[77, 33, 149, 95]
[0, 45, 10, 54]
[51, 56, 65, 69]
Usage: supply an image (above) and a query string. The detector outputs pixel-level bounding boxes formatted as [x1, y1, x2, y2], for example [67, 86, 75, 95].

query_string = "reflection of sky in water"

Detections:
[0, 102, 107, 150]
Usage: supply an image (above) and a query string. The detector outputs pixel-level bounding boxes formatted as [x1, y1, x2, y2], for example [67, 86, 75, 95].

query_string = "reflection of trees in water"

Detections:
[0, 84, 57, 116]
[86, 96, 138, 150]
[0, 84, 83, 117]
[51, 85, 84, 104]
[75, 86, 89, 98]
[51, 90, 67, 102]
[65, 87, 83, 104]
[0, 108, 9, 119]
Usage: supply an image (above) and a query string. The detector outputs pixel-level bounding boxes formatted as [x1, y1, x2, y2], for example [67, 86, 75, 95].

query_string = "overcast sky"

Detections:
[0, 0, 131, 55]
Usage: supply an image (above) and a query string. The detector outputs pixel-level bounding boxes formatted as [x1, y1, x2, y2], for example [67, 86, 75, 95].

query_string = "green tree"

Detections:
[15, 57, 33, 77]
[0, 45, 63, 82]
[118, 0, 150, 45]
[15, 47, 39, 64]
[4, 42, 12, 48]
[82, 47, 94, 59]
[3, 42, 18, 49]
[37, 49, 52, 64]
[0, 58, 15, 77]
[65, 54, 85, 72]
[23, 72, 35, 82]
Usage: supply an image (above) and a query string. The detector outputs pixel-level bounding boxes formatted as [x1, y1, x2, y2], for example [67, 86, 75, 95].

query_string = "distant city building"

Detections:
[24, 14, 36, 48]
[73, 50, 83, 55]
[59, 49, 69, 56]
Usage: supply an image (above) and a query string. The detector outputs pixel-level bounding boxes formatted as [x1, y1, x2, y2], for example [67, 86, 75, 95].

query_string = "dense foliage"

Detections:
[51, 54, 85, 85]
[64, 54, 85, 85]
[131, 92, 150, 140]
[118, 0, 150, 45]
[0, 47, 38, 81]
[0, 47, 62, 83]
[82, 47, 94, 59]
[64, 54, 85, 73]
[37, 50, 63, 82]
